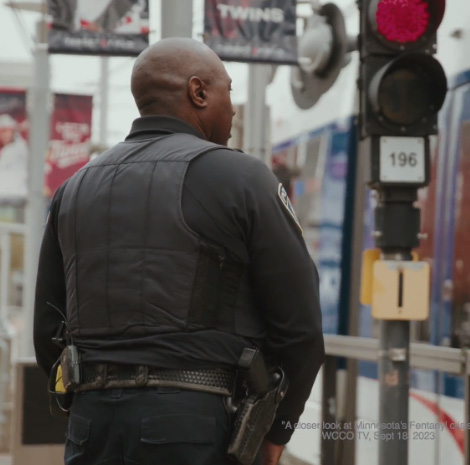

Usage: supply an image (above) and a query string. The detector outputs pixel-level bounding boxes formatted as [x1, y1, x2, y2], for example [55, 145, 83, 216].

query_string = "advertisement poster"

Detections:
[47, 0, 149, 56]
[45, 94, 93, 198]
[0, 89, 93, 201]
[0, 89, 28, 200]
[204, 0, 297, 64]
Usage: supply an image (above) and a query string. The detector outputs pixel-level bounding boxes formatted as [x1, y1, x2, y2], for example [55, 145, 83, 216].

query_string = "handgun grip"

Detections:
[238, 348, 271, 395]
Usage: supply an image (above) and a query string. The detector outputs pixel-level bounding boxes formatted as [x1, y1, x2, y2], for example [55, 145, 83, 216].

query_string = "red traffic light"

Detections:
[359, 0, 447, 139]
[376, 0, 430, 44]
[368, 0, 446, 51]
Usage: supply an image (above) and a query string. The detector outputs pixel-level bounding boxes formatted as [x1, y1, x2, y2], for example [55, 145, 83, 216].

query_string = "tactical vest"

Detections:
[57, 133, 265, 340]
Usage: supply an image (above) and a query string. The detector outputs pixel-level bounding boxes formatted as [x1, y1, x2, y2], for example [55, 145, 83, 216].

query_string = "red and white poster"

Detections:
[45, 94, 93, 197]
[0, 89, 29, 200]
[0, 89, 93, 201]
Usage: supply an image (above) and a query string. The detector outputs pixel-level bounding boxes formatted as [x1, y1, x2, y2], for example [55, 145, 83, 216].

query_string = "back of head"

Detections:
[131, 38, 235, 146]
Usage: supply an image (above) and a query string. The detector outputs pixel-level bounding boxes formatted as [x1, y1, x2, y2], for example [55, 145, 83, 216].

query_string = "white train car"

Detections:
[264, 1, 470, 464]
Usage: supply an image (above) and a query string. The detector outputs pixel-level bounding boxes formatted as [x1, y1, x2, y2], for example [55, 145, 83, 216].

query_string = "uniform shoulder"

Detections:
[196, 146, 273, 180]
[209, 146, 264, 163]
[186, 147, 277, 204]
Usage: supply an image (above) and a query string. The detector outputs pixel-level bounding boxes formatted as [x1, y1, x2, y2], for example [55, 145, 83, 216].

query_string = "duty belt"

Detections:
[75, 363, 235, 396]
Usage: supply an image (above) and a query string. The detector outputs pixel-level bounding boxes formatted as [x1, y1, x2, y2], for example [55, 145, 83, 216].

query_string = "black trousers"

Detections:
[65, 386, 261, 465]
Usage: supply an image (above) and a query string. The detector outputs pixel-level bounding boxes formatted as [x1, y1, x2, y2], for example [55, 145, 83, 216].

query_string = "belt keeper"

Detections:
[135, 366, 148, 387]
[94, 364, 106, 388]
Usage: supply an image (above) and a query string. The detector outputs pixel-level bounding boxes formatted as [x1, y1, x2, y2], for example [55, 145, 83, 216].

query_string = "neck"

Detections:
[140, 108, 210, 142]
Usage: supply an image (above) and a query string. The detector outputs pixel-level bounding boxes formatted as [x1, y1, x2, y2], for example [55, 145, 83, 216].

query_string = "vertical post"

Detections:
[339, 120, 366, 465]
[378, 319, 409, 465]
[373, 187, 418, 465]
[321, 356, 337, 465]
[161, 0, 193, 38]
[243, 65, 270, 164]
[465, 355, 470, 465]
[0, 232, 11, 325]
[22, 41, 51, 358]
[99, 57, 109, 148]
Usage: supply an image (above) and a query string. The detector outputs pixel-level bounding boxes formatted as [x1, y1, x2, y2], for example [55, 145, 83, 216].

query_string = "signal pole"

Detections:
[358, 2, 447, 465]
[22, 18, 51, 358]
[243, 64, 272, 164]
[373, 188, 418, 465]
[99, 57, 109, 148]
[161, 0, 193, 38]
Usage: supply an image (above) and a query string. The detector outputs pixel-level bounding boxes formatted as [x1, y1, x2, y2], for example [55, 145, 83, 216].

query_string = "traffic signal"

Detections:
[359, 0, 447, 140]
[290, 3, 352, 109]
[362, 0, 445, 55]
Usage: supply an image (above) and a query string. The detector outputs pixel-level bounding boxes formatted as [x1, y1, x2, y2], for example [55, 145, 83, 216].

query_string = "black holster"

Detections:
[227, 349, 289, 465]
[60, 344, 81, 390]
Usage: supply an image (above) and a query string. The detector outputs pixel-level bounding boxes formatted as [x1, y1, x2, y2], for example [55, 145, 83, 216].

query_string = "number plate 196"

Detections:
[380, 137, 425, 184]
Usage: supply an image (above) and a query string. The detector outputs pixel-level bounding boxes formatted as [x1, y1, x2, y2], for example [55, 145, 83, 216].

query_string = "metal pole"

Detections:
[161, 0, 193, 38]
[321, 356, 337, 465]
[340, 119, 365, 465]
[0, 336, 10, 446]
[22, 41, 50, 358]
[378, 318, 410, 465]
[465, 369, 470, 465]
[373, 185, 415, 465]
[243, 65, 270, 164]
[99, 57, 109, 148]
[0, 233, 11, 325]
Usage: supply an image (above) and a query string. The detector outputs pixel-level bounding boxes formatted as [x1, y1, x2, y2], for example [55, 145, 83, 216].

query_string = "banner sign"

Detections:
[47, 0, 149, 56]
[0, 89, 93, 201]
[204, 0, 297, 64]
[0, 89, 28, 200]
[45, 94, 93, 198]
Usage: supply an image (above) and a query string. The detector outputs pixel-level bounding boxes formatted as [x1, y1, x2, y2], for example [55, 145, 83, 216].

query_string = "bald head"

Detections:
[132, 38, 221, 115]
[131, 38, 234, 145]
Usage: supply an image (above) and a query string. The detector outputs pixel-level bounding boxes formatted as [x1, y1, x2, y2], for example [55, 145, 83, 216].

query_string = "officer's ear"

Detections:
[188, 76, 208, 109]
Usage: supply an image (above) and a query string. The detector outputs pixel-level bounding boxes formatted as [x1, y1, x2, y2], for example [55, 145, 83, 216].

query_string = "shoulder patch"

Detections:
[278, 183, 302, 234]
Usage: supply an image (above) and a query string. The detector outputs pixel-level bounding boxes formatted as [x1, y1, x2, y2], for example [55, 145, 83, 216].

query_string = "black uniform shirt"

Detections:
[34, 116, 324, 444]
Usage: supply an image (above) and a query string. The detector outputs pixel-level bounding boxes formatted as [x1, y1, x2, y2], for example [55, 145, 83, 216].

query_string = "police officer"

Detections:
[34, 38, 324, 465]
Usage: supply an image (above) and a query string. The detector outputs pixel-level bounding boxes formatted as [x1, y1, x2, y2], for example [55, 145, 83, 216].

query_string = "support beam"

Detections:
[243, 65, 271, 164]
[161, 0, 193, 38]
[22, 42, 50, 358]
[99, 57, 109, 148]
[321, 356, 337, 465]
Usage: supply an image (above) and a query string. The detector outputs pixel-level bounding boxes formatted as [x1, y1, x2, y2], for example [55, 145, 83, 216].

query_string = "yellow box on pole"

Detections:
[360, 249, 381, 305]
[371, 261, 430, 320]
